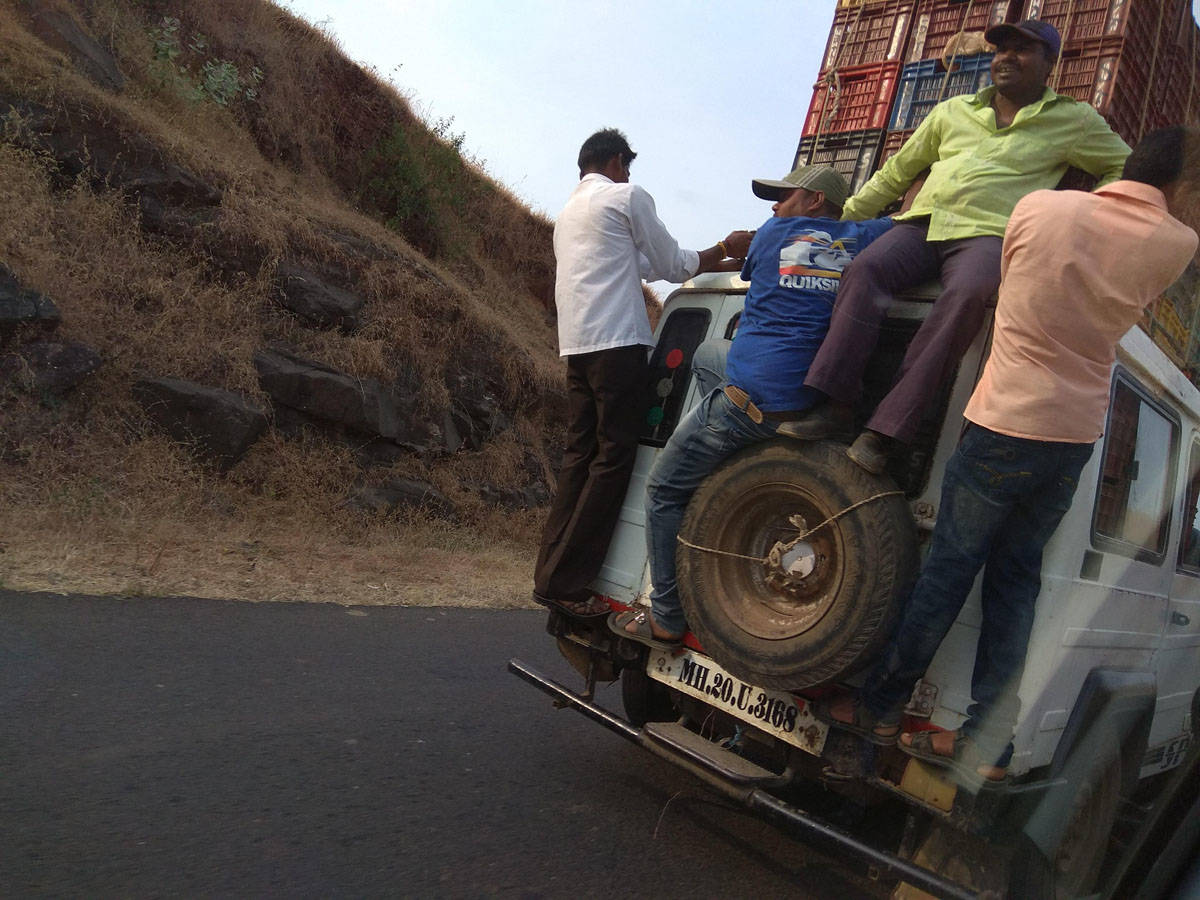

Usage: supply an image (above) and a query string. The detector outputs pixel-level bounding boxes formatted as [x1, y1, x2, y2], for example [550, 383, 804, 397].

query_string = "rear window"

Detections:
[1092, 374, 1179, 561]
[640, 307, 712, 447]
[1177, 439, 1200, 573]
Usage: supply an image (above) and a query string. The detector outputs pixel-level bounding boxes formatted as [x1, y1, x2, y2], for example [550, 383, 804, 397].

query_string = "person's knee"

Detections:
[645, 474, 689, 512]
[941, 258, 1001, 307]
[692, 339, 730, 377]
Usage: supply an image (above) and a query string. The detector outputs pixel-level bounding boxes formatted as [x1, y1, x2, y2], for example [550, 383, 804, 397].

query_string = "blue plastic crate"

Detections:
[889, 53, 993, 131]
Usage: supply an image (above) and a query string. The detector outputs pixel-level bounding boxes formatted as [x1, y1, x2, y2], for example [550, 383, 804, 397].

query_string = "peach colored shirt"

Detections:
[964, 182, 1197, 442]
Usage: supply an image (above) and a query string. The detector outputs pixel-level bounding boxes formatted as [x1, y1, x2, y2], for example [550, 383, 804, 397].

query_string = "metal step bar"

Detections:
[509, 658, 978, 900]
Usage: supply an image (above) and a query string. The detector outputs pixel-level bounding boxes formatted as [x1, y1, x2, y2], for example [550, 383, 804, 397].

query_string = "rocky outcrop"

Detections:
[1, 340, 101, 400]
[253, 347, 441, 453]
[443, 384, 512, 453]
[471, 451, 551, 510]
[273, 261, 364, 331]
[23, 1, 126, 93]
[0, 265, 61, 345]
[345, 477, 456, 518]
[132, 376, 269, 469]
[0, 265, 101, 402]
[0, 96, 222, 236]
[475, 482, 551, 511]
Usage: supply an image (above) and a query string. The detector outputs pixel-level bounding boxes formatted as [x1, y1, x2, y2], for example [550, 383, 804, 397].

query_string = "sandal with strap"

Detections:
[532, 591, 610, 620]
[898, 730, 1009, 785]
[813, 691, 900, 746]
[607, 609, 683, 651]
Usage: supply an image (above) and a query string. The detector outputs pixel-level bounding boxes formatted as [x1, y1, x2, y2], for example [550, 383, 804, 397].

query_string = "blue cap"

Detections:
[985, 19, 1062, 58]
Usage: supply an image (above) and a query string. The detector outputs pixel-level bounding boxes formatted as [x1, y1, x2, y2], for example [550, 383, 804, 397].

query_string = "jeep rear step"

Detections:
[509, 658, 978, 900]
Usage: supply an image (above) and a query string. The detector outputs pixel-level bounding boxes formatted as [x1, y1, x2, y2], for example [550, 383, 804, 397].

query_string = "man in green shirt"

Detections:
[781, 19, 1131, 474]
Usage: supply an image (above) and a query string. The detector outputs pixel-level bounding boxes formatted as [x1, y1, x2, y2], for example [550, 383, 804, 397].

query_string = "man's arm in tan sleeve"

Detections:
[842, 110, 942, 220]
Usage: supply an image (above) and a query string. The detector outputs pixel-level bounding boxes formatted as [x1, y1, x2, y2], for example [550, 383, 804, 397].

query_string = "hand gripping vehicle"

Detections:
[510, 272, 1200, 898]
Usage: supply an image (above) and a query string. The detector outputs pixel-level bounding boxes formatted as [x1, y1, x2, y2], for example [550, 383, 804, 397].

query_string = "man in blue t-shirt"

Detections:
[610, 165, 893, 646]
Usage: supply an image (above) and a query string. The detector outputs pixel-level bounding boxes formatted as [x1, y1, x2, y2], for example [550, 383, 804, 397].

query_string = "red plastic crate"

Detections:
[820, 0, 917, 71]
[1161, 38, 1200, 129]
[1024, 0, 1189, 45]
[906, 0, 1014, 62]
[1023, 0, 1129, 42]
[803, 61, 903, 137]
[1140, 41, 1197, 133]
[880, 129, 916, 166]
[1051, 36, 1125, 107]
[1051, 33, 1197, 146]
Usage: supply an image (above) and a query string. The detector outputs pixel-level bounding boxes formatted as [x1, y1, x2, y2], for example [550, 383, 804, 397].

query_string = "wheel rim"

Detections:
[692, 479, 845, 641]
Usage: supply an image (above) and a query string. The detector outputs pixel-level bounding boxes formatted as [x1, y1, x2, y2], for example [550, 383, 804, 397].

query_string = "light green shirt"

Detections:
[842, 86, 1131, 239]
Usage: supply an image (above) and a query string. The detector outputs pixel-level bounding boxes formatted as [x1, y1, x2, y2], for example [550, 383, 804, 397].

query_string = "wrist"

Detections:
[717, 240, 729, 257]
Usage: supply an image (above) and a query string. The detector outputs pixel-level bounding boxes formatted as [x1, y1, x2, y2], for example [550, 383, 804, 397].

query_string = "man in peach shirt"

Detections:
[822, 127, 1198, 782]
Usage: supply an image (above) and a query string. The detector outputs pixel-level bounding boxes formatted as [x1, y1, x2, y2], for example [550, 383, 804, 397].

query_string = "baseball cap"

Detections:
[751, 164, 850, 207]
[985, 19, 1062, 58]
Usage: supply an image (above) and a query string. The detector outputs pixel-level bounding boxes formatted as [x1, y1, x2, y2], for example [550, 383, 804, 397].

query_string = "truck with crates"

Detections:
[510, 1, 1200, 896]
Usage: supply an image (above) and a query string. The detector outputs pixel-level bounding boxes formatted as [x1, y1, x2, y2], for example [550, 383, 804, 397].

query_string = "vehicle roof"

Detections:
[663, 276, 1200, 424]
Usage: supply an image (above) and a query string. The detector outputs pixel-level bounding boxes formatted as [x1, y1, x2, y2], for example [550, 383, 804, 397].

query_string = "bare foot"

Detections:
[827, 693, 858, 726]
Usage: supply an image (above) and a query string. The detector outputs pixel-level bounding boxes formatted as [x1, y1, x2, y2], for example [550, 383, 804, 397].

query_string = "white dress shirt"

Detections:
[553, 173, 700, 357]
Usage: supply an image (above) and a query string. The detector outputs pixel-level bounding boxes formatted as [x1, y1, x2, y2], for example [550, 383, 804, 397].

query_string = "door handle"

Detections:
[1170, 611, 1191, 627]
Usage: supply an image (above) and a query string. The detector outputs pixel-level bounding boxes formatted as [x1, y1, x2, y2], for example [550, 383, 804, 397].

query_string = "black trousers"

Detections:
[534, 345, 647, 603]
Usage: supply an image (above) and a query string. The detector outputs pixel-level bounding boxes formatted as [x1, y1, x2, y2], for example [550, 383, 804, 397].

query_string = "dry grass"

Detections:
[0, 0, 567, 606]
[0, 506, 540, 608]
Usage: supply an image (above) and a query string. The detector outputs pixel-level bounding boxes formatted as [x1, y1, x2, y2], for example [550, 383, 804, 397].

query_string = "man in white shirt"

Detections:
[534, 128, 753, 618]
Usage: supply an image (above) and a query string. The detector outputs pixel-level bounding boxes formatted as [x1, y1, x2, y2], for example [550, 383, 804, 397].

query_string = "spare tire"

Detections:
[677, 439, 918, 691]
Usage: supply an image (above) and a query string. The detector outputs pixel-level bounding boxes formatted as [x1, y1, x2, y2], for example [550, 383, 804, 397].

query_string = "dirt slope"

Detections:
[0, 0, 568, 607]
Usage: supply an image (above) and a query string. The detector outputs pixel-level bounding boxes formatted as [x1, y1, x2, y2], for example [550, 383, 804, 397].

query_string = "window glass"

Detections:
[640, 308, 712, 447]
[1093, 378, 1178, 558]
[1178, 441, 1200, 572]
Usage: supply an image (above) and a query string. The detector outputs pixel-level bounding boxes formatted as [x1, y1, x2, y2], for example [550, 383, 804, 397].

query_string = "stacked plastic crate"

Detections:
[1033, 0, 1197, 146]
[801, 1, 1200, 381]
[792, 0, 914, 192]
[880, 0, 1017, 164]
[1027, 0, 1200, 372]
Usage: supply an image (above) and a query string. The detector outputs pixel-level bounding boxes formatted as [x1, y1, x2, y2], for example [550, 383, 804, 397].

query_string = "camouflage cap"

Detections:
[751, 164, 850, 207]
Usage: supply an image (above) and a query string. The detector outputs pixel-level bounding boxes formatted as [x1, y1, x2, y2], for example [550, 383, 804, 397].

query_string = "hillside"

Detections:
[0, 0, 568, 606]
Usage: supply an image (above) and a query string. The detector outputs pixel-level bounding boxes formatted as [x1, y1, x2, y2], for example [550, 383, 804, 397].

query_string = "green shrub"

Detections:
[146, 16, 264, 107]
[358, 119, 484, 259]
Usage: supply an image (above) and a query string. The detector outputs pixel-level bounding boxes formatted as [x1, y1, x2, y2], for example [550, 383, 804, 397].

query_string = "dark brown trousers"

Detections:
[533, 344, 647, 603]
[804, 222, 1002, 444]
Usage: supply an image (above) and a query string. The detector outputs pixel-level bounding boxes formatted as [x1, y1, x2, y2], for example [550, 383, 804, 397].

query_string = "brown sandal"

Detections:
[607, 609, 683, 651]
[898, 730, 1009, 784]
[532, 592, 610, 620]
[814, 692, 900, 745]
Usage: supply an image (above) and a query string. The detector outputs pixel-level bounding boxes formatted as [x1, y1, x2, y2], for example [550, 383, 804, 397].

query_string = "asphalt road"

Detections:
[0, 590, 888, 898]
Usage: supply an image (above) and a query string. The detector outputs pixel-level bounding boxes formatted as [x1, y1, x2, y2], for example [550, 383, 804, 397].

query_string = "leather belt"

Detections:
[722, 385, 805, 423]
[723, 384, 764, 423]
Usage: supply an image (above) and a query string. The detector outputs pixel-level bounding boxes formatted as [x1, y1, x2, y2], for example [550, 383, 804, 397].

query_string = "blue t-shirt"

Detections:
[725, 215, 893, 412]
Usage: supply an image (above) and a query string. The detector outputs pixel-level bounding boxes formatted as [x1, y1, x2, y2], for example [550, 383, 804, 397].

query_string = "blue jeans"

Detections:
[860, 425, 1094, 763]
[691, 339, 731, 397]
[646, 386, 780, 634]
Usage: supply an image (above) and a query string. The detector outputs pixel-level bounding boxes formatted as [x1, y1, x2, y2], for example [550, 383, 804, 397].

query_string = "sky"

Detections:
[280, 0, 837, 272]
[280, 0, 1200, 286]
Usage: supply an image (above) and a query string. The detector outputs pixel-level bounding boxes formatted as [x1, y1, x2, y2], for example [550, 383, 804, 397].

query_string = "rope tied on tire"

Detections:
[676, 490, 905, 565]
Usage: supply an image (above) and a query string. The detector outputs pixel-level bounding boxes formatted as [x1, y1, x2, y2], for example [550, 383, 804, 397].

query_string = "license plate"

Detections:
[645, 648, 828, 756]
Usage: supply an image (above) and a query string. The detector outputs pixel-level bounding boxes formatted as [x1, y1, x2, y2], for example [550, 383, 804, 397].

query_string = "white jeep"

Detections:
[511, 272, 1200, 898]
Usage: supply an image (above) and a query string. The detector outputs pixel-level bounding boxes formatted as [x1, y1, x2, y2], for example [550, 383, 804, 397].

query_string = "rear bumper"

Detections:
[509, 658, 978, 900]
